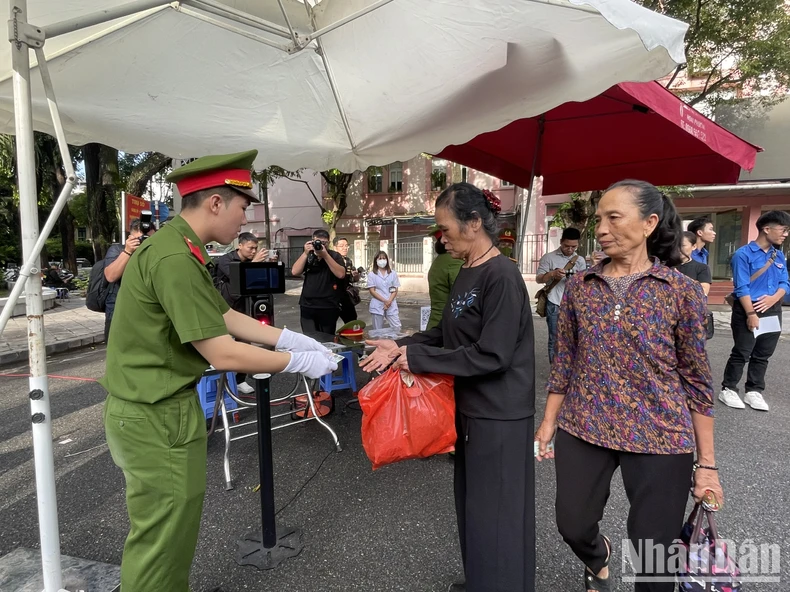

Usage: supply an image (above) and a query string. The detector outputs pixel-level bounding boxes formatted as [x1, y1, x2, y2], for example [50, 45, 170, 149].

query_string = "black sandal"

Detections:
[584, 535, 611, 592]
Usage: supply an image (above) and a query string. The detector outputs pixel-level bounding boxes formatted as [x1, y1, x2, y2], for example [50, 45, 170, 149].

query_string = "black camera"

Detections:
[312, 239, 324, 251]
[229, 261, 286, 295]
[565, 269, 576, 278]
[139, 210, 154, 242]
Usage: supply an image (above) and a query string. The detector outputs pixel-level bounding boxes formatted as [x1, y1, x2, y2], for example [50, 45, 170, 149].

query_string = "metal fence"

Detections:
[391, 242, 426, 274]
[517, 234, 549, 275]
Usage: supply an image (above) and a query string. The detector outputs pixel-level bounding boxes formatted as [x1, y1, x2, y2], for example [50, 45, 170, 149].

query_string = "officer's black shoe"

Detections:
[447, 581, 466, 592]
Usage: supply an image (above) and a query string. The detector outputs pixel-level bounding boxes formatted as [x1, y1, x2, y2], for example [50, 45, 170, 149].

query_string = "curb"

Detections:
[0, 333, 105, 367]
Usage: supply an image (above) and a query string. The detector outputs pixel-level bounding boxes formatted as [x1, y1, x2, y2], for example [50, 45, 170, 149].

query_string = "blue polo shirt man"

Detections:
[719, 210, 790, 412]
[688, 217, 715, 265]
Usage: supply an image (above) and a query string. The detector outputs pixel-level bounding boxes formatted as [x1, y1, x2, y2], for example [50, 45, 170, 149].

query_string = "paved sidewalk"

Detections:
[0, 297, 105, 366]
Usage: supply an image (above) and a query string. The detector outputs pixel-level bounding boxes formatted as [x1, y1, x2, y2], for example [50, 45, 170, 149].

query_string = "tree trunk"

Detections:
[84, 143, 118, 260]
[58, 205, 77, 270]
[125, 152, 170, 197]
[327, 192, 348, 244]
[52, 166, 78, 272]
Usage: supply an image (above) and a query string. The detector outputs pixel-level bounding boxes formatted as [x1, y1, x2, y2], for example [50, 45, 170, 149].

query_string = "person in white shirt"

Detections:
[368, 251, 402, 331]
[535, 228, 588, 363]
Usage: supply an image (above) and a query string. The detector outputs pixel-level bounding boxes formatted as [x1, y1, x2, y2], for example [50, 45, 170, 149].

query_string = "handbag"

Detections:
[678, 497, 742, 591]
[535, 255, 579, 318]
[346, 284, 361, 306]
[705, 311, 714, 340]
[724, 250, 776, 307]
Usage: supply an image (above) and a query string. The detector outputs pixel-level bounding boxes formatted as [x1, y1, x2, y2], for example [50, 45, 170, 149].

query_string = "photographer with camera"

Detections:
[536, 228, 588, 364]
[291, 229, 347, 334]
[102, 216, 156, 342]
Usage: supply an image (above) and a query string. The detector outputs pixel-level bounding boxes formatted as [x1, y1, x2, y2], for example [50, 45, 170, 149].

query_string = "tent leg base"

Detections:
[234, 526, 303, 569]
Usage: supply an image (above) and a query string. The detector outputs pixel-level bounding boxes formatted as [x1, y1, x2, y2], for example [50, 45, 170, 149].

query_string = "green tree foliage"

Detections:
[639, 0, 790, 111]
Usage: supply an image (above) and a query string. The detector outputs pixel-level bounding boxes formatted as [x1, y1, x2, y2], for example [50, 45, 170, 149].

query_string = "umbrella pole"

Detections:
[10, 2, 63, 591]
[516, 116, 544, 267]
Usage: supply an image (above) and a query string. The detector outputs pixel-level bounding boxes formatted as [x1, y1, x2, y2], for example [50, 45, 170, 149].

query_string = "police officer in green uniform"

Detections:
[100, 150, 338, 592]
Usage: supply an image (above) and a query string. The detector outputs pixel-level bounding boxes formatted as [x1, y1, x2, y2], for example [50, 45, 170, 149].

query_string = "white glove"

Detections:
[276, 328, 331, 354]
[283, 351, 338, 379]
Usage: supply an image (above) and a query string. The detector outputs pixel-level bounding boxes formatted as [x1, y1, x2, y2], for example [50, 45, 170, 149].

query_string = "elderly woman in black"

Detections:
[535, 180, 723, 592]
[362, 183, 536, 592]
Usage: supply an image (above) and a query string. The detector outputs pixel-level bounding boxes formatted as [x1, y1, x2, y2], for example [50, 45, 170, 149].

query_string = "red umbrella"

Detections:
[436, 81, 761, 195]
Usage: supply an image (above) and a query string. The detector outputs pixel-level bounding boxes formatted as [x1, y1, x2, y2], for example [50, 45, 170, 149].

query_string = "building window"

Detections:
[431, 160, 447, 191]
[501, 180, 514, 187]
[367, 166, 383, 193]
[77, 227, 86, 241]
[389, 162, 403, 192]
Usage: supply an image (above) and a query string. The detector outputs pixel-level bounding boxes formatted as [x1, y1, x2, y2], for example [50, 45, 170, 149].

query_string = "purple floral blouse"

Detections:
[547, 260, 714, 455]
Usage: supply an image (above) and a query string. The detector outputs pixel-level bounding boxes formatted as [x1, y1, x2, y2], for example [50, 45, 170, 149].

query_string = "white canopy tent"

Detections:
[0, 0, 688, 172]
[0, 1, 689, 590]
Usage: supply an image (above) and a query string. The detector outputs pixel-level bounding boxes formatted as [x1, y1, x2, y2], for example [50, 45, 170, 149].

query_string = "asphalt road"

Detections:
[0, 294, 788, 591]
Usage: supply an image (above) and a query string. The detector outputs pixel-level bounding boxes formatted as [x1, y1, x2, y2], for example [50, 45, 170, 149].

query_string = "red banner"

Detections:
[125, 194, 149, 225]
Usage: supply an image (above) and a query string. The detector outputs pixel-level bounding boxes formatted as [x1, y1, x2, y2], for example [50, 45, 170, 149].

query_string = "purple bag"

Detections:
[678, 502, 742, 592]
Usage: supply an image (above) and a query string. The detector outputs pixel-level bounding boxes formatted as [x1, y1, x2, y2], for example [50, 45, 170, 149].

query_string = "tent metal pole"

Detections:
[43, 0, 169, 39]
[9, 3, 64, 591]
[275, 0, 298, 44]
[308, 0, 396, 42]
[516, 116, 544, 267]
[185, 0, 293, 38]
[178, 6, 291, 52]
[314, 39, 356, 149]
[0, 48, 77, 336]
[121, 192, 128, 244]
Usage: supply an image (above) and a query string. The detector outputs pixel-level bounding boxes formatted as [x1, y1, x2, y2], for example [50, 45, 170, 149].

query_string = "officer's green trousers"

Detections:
[104, 391, 207, 592]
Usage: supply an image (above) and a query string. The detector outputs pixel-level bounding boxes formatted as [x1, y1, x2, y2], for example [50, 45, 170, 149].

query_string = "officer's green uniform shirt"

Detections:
[427, 252, 463, 330]
[99, 215, 230, 403]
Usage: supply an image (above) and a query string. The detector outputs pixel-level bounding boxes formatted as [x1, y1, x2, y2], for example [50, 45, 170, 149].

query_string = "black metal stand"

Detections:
[235, 373, 303, 569]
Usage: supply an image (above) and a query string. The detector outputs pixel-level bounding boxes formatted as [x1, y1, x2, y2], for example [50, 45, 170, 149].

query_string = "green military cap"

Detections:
[166, 150, 260, 202]
[427, 223, 442, 239]
[337, 319, 366, 340]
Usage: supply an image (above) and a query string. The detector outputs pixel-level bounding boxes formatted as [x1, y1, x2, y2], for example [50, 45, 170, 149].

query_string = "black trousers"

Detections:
[722, 300, 782, 393]
[454, 413, 536, 592]
[104, 315, 112, 344]
[554, 430, 693, 592]
[299, 306, 340, 335]
[338, 294, 358, 324]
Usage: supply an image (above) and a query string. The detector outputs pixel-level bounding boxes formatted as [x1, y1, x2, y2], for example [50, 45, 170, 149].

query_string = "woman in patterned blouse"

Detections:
[534, 180, 723, 592]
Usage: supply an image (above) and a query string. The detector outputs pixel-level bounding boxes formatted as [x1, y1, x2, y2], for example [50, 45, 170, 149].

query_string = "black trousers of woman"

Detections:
[554, 429, 694, 592]
[454, 413, 536, 592]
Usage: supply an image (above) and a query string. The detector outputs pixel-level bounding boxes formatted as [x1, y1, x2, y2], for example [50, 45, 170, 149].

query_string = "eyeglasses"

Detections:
[768, 226, 790, 236]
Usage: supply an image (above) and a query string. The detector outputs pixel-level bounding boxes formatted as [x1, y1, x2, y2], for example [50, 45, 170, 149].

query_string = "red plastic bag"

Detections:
[358, 368, 455, 470]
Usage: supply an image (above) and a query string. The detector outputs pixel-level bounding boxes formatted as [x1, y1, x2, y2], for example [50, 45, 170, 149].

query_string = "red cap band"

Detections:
[176, 168, 253, 197]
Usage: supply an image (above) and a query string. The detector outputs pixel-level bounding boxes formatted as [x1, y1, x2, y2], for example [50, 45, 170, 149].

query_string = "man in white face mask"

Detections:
[368, 250, 401, 331]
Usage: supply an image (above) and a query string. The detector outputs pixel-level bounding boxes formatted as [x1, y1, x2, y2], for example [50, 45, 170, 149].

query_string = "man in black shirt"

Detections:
[213, 232, 268, 394]
[334, 236, 360, 323]
[291, 229, 346, 334]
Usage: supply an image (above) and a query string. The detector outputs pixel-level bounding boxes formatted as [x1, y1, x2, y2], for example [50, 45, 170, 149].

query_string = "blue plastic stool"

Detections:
[319, 350, 357, 395]
[197, 372, 239, 420]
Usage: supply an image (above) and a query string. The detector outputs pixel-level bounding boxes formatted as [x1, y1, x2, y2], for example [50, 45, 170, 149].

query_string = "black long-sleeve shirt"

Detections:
[398, 255, 535, 420]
